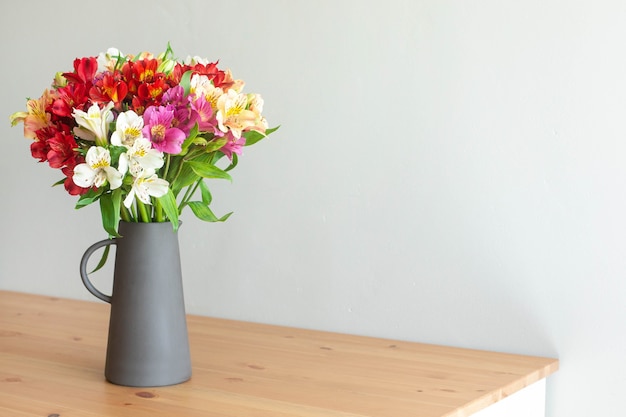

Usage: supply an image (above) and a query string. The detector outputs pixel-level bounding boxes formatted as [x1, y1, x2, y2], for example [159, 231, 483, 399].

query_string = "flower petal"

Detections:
[72, 163, 96, 188]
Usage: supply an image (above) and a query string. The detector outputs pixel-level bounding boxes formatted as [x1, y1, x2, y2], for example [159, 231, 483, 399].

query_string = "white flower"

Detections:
[189, 74, 223, 108]
[72, 102, 114, 146]
[123, 173, 169, 208]
[215, 89, 257, 139]
[111, 110, 144, 148]
[73, 146, 123, 189]
[118, 138, 165, 178]
[97, 48, 125, 72]
[184, 55, 209, 66]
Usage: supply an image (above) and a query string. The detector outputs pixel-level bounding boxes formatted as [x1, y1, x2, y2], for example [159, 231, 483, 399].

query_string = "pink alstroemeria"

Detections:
[190, 96, 219, 134]
[142, 106, 186, 154]
[162, 85, 186, 107]
[162, 86, 197, 136]
[219, 133, 246, 161]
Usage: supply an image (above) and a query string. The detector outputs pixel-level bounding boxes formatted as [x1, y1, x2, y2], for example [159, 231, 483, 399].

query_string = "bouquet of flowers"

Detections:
[10, 44, 277, 236]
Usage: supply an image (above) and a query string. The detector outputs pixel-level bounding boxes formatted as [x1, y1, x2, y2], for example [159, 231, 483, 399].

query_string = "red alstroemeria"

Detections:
[51, 82, 90, 118]
[137, 78, 168, 107]
[135, 59, 159, 82]
[31, 125, 60, 162]
[121, 59, 169, 110]
[30, 139, 49, 162]
[63, 57, 98, 86]
[90, 72, 129, 107]
[197, 62, 235, 90]
[129, 96, 146, 116]
[167, 63, 187, 85]
[47, 131, 79, 169]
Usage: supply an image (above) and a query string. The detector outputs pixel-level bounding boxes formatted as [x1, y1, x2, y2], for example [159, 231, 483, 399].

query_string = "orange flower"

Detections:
[9, 90, 54, 140]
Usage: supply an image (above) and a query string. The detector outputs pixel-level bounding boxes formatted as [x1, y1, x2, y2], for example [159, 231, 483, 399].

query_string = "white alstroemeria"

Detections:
[189, 74, 223, 108]
[118, 138, 165, 178]
[123, 173, 169, 208]
[111, 110, 144, 148]
[215, 89, 258, 139]
[73, 146, 123, 189]
[97, 48, 125, 72]
[73, 102, 114, 146]
[184, 55, 209, 66]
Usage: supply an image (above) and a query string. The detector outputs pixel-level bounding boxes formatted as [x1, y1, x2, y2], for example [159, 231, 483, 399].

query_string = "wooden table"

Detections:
[0, 290, 558, 417]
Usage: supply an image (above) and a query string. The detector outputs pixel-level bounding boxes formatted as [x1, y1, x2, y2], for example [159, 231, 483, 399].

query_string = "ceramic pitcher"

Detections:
[79, 221, 191, 387]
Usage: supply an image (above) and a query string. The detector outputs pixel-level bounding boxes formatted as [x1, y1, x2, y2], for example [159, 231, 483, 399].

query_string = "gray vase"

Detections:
[79, 221, 192, 387]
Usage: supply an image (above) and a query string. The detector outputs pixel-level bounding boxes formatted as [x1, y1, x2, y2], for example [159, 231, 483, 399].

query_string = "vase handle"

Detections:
[79, 239, 116, 304]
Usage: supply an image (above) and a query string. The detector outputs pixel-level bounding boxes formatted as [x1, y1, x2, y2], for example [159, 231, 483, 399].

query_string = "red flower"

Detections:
[90, 72, 128, 107]
[168, 62, 233, 89]
[137, 78, 168, 106]
[135, 59, 159, 82]
[63, 57, 98, 86]
[192, 62, 234, 90]
[51, 83, 90, 118]
[121, 59, 169, 111]
[47, 131, 78, 169]
[30, 140, 49, 162]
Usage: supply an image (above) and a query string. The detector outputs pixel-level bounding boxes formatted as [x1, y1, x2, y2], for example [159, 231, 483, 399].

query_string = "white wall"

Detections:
[1, 1, 625, 415]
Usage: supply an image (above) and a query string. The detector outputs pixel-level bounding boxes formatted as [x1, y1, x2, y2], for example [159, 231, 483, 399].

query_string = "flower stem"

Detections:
[179, 179, 201, 212]
[130, 203, 138, 221]
[154, 198, 164, 222]
[120, 205, 132, 222]
[163, 154, 171, 182]
[137, 200, 150, 223]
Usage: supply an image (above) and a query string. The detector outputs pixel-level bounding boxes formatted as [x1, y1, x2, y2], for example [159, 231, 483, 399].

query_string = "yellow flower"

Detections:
[215, 89, 259, 139]
[10, 90, 54, 140]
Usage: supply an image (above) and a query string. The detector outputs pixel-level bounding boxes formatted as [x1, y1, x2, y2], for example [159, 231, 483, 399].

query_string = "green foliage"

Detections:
[187, 160, 232, 181]
[188, 201, 232, 223]
[99, 189, 122, 237]
[157, 189, 179, 231]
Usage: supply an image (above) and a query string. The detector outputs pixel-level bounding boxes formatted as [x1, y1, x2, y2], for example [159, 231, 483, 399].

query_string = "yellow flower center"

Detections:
[91, 159, 109, 170]
[226, 103, 244, 117]
[151, 125, 166, 142]
[125, 126, 141, 138]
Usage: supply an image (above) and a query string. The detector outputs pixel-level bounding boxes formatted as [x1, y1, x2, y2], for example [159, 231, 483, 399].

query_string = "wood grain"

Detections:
[0, 290, 558, 417]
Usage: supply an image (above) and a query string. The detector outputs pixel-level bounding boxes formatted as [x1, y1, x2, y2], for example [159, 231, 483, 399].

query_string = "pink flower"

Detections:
[162, 86, 197, 136]
[142, 106, 186, 154]
[162, 85, 186, 107]
[167, 104, 197, 137]
[219, 132, 246, 161]
[190, 96, 219, 134]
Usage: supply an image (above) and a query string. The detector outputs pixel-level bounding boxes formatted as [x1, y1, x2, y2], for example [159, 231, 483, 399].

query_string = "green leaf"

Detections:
[204, 137, 227, 153]
[265, 125, 280, 135]
[76, 188, 104, 209]
[187, 160, 232, 181]
[51, 178, 66, 187]
[242, 130, 266, 147]
[108, 145, 127, 166]
[224, 153, 239, 172]
[199, 180, 212, 205]
[157, 188, 179, 230]
[90, 244, 111, 274]
[180, 124, 200, 155]
[111, 188, 122, 224]
[188, 201, 232, 222]
[99, 191, 121, 237]
[170, 165, 200, 193]
[180, 70, 194, 96]
[243, 125, 280, 146]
